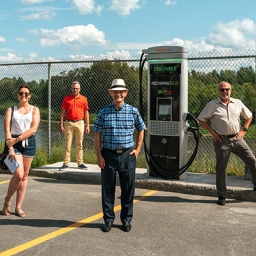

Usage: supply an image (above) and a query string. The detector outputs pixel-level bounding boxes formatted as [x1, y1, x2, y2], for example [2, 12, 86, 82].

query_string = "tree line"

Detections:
[0, 62, 255, 122]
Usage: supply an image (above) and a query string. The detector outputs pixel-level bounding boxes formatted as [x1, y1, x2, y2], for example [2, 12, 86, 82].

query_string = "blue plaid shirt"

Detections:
[93, 103, 146, 150]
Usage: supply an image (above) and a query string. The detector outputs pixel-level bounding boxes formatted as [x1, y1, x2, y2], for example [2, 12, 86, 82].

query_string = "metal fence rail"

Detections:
[0, 49, 255, 175]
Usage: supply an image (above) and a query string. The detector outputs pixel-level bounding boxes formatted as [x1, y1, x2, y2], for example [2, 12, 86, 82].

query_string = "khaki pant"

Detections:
[64, 120, 84, 166]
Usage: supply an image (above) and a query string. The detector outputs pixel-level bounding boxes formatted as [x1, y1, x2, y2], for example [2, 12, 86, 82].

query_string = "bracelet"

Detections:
[15, 137, 21, 142]
[8, 149, 14, 152]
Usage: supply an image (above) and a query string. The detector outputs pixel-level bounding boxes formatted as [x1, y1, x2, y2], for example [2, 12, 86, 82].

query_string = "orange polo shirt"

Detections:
[61, 94, 89, 120]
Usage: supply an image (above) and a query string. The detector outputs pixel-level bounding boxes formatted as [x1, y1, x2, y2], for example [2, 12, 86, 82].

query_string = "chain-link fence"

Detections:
[0, 49, 255, 175]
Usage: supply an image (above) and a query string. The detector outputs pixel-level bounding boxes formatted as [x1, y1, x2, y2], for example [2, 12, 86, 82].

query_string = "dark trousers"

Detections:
[214, 137, 256, 197]
[101, 148, 136, 223]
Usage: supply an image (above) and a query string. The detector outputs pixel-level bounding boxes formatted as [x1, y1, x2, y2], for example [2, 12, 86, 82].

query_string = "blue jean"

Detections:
[4, 135, 36, 158]
[101, 148, 136, 223]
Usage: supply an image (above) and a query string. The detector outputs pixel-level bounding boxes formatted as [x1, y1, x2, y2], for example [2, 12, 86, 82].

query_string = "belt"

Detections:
[11, 134, 21, 137]
[220, 133, 237, 138]
[66, 119, 83, 122]
[103, 147, 132, 154]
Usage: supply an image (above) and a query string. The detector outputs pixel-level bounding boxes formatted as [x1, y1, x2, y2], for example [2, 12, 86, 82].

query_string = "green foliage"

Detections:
[31, 149, 48, 168]
[33, 146, 147, 169]
[1, 62, 255, 122]
[188, 67, 256, 121]
[189, 153, 245, 177]
[0, 60, 255, 177]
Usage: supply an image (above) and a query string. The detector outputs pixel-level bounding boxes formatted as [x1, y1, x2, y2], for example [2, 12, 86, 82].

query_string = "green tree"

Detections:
[236, 66, 255, 84]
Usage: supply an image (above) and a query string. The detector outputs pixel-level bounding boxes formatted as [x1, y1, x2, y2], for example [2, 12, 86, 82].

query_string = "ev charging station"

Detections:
[140, 46, 199, 180]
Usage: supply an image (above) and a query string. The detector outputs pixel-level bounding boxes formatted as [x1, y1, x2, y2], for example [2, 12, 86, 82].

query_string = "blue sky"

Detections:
[0, 0, 256, 62]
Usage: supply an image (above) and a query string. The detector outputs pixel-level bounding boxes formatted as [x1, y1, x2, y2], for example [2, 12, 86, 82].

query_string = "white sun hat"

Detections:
[109, 79, 128, 91]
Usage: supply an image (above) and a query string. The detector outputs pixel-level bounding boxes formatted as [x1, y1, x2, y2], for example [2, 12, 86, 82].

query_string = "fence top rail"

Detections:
[0, 58, 141, 66]
[189, 55, 256, 60]
[0, 53, 255, 66]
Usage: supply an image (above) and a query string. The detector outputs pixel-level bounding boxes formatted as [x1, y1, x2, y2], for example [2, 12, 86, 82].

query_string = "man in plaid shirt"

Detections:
[93, 79, 146, 232]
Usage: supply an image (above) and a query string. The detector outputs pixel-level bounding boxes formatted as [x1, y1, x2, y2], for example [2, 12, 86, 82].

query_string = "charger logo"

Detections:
[152, 81, 169, 85]
[151, 64, 181, 75]
[162, 138, 167, 144]
[151, 80, 179, 86]
[158, 89, 172, 95]
[154, 66, 177, 72]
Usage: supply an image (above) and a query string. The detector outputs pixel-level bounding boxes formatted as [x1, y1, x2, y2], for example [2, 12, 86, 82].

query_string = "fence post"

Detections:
[47, 62, 52, 159]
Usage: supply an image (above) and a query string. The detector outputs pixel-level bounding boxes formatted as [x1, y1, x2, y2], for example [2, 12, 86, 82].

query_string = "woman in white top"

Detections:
[2, 85, 40, 217]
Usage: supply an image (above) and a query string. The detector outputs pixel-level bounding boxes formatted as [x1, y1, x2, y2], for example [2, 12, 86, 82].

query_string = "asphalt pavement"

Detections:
[1, 172, 256, 256]
[0, 174, 256, 256]
[25, 162, 256, 202]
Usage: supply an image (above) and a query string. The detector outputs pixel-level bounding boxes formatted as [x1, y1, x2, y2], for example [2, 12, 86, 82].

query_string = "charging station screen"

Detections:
[157, 99, 172, 121]
[149, 63, 181, 121]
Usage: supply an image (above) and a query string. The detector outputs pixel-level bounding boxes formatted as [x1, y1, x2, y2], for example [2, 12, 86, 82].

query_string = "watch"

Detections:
[242, 127, 248, 132]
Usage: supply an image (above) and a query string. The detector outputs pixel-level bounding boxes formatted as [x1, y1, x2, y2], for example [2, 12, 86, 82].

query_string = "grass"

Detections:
[189, 154, 245, 177]
[0, 142, 248, 177]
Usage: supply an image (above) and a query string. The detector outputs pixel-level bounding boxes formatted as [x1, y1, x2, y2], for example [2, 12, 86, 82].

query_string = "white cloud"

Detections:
[239, 18, 256, 33]
[100, 50, 132, 59]
[67, 0, 103, 15]
[16, 37, 27, 42]
[163, 38, 214, 52]
[0, 37, 6, 42]
[39, 24, 108, 48]
[206, 18, 256, 49]
[19, 10, 55, 20]
[69, 54, 94, 60]
[164, 38, 193, 47]
[108, 40, 193, 52]
[112, 18, 256, 53]
[41, 56, 57, 61]
[0, 53, 23, 62]
[0, 48, 13, 52]
[165, 0, 177, 6]
[111, 39, 219, 55]
[108, 0, 142, 16]
[30, 29, 39, 35]
[28, 52, 38, 59]
[21, 0, 47, 4]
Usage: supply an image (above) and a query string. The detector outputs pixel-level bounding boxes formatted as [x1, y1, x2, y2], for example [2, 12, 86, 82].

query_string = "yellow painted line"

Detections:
[0, 190, 158, 255]
[134, 190, 157, 202]
[0, 180, 10, 185]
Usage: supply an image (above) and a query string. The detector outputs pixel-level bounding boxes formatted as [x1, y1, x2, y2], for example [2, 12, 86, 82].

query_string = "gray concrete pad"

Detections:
[2, 161, 255, 202]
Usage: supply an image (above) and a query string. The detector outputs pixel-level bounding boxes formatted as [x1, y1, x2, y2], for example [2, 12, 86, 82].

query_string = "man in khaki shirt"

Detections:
[198, 81, 256, 205]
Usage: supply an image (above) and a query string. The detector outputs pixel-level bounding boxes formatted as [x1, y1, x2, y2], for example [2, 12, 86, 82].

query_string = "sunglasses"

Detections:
[220, 88, 230, 92]
[18, 92, 30, 97]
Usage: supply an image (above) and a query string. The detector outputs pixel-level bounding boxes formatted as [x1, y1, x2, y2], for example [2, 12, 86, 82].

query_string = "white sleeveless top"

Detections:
[11, 105, 34, 147]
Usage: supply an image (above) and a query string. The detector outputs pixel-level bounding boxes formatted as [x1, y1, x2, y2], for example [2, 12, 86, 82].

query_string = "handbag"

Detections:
[0, 106, 14, 170]
[0, 153, 8, 170]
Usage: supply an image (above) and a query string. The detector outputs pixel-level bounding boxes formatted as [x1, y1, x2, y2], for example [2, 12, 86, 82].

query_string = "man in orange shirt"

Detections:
[59, 81, 90, 170]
